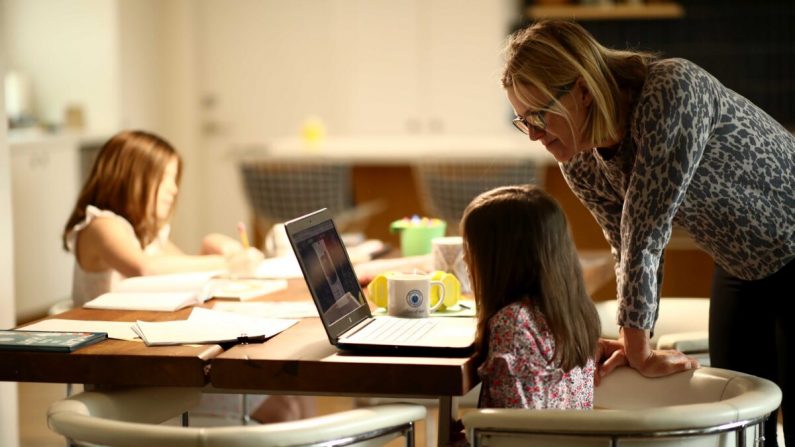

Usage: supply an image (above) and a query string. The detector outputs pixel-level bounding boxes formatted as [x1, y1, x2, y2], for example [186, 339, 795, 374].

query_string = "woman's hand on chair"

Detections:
[622, 327, 700, 378]
[637, 349, 701, 377]
[596, 328, 700, 384]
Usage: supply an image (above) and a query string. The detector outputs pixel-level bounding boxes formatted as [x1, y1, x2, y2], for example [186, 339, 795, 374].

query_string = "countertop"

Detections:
[234, 135, 557, 166]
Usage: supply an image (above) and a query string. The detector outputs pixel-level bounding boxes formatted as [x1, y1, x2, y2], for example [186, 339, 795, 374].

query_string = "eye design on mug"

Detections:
[406, 290, 423, 308]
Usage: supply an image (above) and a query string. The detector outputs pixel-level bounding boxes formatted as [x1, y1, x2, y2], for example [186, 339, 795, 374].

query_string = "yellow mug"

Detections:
[368, 270, 460, 311]
[367, 271, 395, 308]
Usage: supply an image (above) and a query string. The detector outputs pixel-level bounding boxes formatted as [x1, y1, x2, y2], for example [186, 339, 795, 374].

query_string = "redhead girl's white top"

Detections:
[65, 205, 267, 416]
[65, 205, 170, 306]
[478, 301, 595, 409]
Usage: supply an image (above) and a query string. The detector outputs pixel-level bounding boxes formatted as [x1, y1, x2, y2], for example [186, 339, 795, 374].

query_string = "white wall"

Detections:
[0, 10, 21, 442]
[1, 0, 524, 248]
[116, 0, 204, 250]
[191, 0, 522, 237]
[155, 0, 203, 251]
[1, 0, 120, 134]
[2, 0, 205, 251]
[118, 0, 165, 132]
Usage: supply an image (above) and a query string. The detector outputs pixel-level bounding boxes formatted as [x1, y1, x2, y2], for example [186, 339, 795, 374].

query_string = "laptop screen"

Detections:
[289, 213, 368, 327]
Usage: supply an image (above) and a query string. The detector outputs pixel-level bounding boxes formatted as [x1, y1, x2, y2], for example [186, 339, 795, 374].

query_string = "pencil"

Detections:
[237, 222, 250, 249]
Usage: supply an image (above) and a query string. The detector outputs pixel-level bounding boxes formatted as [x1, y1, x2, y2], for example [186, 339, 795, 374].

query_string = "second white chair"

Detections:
[464, 366, 782, 447]
[48, 386, 427, 447]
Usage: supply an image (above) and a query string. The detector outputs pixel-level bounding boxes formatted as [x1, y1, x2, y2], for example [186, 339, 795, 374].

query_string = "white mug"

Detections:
[431, 236, 471, 294]
[387, 273, 445, 318]
[265, 223, 291, 258]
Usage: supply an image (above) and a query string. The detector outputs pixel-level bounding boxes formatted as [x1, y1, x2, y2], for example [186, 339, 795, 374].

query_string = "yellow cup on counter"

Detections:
[367, 271, 395, 309]
[429, 270, 461, 311]
[368, 270, 461, 311]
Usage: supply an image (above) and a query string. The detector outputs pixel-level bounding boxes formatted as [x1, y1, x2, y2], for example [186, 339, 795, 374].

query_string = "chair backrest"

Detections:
[596, 297, 709, 346]
[48, 387, 426, 447]
[239, 161, 353, 223]
[413, 161, 540, 229]
[463, 367, 782, 447]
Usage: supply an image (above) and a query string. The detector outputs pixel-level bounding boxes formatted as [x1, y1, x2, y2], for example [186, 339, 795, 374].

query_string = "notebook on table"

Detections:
[284, 208, 475, 356]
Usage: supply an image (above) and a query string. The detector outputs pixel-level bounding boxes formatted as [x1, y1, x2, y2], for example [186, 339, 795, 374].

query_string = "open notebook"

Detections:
[285, 208, 475, 356]
[83, 272, 288, 312]
[130, 307, 297, 346]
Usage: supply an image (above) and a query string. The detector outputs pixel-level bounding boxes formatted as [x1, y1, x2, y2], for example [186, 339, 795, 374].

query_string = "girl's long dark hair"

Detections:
[461, 185, 600, 371]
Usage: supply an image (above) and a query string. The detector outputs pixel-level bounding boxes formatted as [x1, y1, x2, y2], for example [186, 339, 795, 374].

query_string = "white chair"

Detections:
[463, 366, 782, 447]
[48, 386, 427, 447]
[359, 297, 712, 443]
[596, 297, 711, 365]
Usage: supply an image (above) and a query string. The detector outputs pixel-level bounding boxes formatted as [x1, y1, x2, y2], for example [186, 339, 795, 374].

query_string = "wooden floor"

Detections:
[17, 382, 444, 447]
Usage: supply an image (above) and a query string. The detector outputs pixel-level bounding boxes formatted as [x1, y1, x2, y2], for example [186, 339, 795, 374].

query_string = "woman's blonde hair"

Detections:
[63, 130, 182, 250]
[461, 185, 600, 371]
[502, 20, 656, 147]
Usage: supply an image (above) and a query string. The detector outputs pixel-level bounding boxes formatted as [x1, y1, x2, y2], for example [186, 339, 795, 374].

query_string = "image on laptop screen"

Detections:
[292, 218, 365, 324]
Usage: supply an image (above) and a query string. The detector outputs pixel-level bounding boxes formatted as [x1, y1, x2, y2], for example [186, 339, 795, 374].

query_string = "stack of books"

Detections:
[0, 330, 107, 352]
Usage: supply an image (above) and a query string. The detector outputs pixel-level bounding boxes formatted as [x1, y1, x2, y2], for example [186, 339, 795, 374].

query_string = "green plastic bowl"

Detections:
[390, 218, 447, 256]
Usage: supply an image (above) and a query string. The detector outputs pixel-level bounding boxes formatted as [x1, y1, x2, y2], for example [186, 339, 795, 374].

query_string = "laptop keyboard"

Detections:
[356, 318, 438, 343]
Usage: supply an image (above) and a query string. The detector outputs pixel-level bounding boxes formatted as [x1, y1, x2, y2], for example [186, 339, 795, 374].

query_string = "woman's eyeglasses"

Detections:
[512, 83, 575, 134]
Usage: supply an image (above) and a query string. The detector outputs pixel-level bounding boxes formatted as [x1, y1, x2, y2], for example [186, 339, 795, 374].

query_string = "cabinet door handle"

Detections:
[30, 151, 50, 168]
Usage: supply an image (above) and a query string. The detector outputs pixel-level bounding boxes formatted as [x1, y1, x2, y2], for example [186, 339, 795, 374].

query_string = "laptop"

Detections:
[285, 208, 476, 355]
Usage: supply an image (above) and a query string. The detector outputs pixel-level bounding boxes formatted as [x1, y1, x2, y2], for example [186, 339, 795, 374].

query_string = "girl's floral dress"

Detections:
[477, 301, 595, 409]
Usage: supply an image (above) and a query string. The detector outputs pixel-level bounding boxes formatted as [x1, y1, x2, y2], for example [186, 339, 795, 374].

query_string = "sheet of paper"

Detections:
[255, 255, 303, 278]
[18, 319, 139, 341]
[188, 307, 296, 329]
[208, 279, 288, 300]
[83, 292, 198, 312]
[132, 319, 241, 346]
[132, 308, 297, 346]
[212, 301, 319, 319]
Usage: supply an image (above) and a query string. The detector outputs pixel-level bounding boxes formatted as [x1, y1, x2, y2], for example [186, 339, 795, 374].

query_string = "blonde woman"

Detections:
[502, 20, 793, 446]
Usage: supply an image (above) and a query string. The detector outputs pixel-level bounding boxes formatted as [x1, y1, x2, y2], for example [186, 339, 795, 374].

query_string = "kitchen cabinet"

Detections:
[195, 0, 514, 139]
[9, 133, 83, 323]
[193, 0, 516, 236]
[332, 0, 512, 135]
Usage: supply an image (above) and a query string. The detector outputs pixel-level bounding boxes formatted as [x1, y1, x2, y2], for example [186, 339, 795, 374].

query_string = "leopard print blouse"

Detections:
[561, 58, 795, 330]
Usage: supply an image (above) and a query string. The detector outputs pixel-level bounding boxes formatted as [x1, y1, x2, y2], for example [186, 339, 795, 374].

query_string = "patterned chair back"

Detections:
[413, 161, 541, 231]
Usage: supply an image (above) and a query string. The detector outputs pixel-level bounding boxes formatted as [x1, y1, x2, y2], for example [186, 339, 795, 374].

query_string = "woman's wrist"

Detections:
[621, 327, 653, 370]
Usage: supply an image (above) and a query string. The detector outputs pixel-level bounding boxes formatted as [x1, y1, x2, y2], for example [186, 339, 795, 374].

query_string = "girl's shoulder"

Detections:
[491, 300, 546, 334]
[65, 206, 136, 253]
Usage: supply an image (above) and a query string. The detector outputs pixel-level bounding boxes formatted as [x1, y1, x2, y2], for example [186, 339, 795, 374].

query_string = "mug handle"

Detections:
[429, 281, 446, 312]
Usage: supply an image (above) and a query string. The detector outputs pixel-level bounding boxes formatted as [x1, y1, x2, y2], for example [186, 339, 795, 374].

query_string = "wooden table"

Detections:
[210, 317, 478, 445]
[208, 251, 612, 445]
[1, 252, 613, 445]
[0, 307, 221, 387]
